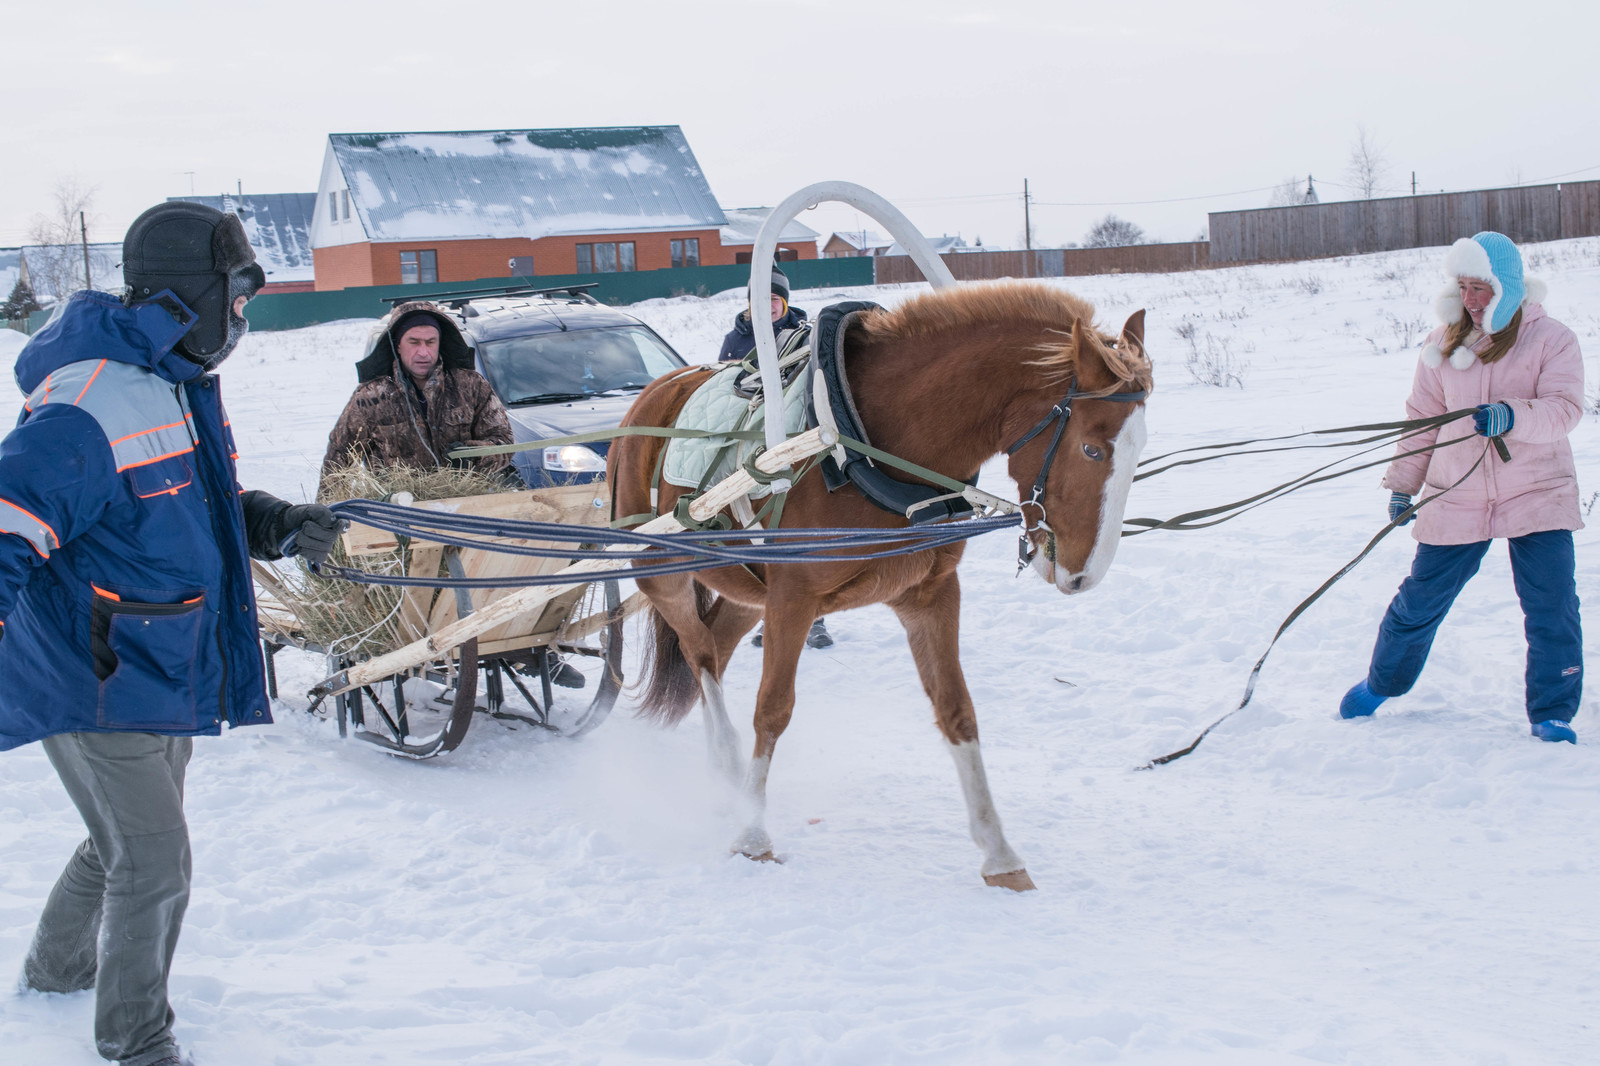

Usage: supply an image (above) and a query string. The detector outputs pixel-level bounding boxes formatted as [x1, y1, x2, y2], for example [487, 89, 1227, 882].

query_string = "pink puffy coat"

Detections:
[1383, 302, 1586, 544]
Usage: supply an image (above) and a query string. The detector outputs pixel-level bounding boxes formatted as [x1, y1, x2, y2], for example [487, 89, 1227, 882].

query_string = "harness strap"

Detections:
[451, 423, 768, 460]
[1137, 437, 1494, 770]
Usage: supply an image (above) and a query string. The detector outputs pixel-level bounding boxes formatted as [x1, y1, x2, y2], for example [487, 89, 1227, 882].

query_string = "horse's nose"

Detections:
[1067, 574, 1086, 593]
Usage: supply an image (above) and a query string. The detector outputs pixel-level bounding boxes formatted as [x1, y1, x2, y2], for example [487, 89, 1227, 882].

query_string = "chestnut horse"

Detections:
[607, 282, 1152, 890]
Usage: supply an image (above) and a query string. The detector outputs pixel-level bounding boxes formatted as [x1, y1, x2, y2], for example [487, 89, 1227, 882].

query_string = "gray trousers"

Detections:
[24, 731, 191, 1066]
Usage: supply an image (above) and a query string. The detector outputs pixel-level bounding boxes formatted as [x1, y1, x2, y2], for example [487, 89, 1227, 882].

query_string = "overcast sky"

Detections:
[9, 0, 1599, 256]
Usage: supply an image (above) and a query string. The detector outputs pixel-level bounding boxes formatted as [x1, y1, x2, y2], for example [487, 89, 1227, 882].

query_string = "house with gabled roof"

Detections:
[717, 207, 819, 264]
[310, 125, 740, 290]
[821, 230, 895, 258]
[169, 193, 318, 292]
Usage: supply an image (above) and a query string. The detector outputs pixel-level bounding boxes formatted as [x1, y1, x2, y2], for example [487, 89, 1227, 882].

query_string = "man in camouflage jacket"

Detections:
[321, 302, 515, 488]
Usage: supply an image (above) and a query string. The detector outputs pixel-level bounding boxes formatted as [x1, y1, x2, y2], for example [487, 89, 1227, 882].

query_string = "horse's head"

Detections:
[1006, 309, 1151, 595]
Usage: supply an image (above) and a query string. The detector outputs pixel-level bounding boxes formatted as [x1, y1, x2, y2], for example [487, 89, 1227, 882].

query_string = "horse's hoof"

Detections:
[983, 868, 1037, 892]
[735, 849, 782, 864]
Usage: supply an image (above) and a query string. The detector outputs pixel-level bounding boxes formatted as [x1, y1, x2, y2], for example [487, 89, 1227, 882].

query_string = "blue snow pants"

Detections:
[1366, 530, 1583, 724]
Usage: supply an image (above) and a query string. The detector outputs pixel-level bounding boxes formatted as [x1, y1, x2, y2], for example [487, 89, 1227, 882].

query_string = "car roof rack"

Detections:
[379, 282, 601, 310]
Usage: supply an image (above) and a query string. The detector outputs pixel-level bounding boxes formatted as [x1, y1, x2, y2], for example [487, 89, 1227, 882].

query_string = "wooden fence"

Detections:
[872, 241, 1210, 285]
[1209, 180, 1600, 263]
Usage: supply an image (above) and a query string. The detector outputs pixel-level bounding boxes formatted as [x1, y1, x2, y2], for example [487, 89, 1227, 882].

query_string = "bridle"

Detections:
[1004, 374, 1148, 571]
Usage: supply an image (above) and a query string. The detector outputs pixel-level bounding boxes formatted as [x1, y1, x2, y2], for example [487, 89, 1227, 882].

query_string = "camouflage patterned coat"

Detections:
[321, 302, 515, 487]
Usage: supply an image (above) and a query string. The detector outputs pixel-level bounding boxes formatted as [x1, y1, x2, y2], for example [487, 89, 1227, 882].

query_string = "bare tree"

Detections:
[1084, 214, 1145, 248]
[1345, 126, 1390, 199]
[25, 177, 101, 301]
[1267, 176, 1301, 208]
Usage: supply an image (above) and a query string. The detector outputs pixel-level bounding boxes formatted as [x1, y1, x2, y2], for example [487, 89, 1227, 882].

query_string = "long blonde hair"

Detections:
[1440, 305, 1522, 366]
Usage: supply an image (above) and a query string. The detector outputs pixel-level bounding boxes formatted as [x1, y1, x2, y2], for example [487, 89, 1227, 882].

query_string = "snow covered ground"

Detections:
[3, 240, 1599, 1065]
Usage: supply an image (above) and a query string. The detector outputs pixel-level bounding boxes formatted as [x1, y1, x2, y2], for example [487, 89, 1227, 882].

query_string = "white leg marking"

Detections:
[699, 674, 743, 786]
[947, 740, 1026, 878]
[730, 753, 774, 858]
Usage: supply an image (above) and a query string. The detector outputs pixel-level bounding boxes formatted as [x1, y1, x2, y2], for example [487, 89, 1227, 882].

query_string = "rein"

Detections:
[1004, 375, 1148, 570]
[1134, 414, 1495, 770]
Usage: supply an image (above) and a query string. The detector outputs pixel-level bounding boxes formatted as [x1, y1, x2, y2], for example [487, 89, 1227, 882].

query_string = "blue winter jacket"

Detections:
[0, 291, 273, 749]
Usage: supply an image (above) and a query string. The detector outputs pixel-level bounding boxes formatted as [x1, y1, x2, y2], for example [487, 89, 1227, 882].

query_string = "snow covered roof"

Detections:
[328, 127, 728, 242]
[0, 248, 19, 299]
[826, 230, 892, 252]
[169, 194, 317, 283]
[718, 206, 819, 247]
[885, 235, 968, 257]
[19, 243, 124, 301]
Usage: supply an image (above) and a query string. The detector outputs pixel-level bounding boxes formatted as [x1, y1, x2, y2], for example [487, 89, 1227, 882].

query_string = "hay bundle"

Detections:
[260, 462, 508, 657]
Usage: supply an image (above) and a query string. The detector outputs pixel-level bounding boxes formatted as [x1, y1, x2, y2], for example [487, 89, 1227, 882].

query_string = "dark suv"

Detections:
[379, 285, 689, 489]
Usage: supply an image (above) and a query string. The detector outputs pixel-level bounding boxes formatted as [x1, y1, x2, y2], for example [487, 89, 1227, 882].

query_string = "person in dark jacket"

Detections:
[721, 265, 833, 650]
[717, 262, 809, 363]
[0, 202, 340, 1066]
[320, 302, 515, 489]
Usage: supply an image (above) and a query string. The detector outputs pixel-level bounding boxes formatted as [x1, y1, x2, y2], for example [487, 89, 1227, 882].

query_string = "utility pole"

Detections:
[237, 179, 242, 196]
[1411, 171, 1417, 196]
[80, 211, 92, 291]
[1023, 178, 1032, 253]
[185, 171, 195, 194]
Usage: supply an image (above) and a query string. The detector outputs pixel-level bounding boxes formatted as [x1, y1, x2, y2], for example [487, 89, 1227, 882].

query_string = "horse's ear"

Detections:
[1068, 316, 1089, 355]
[1121, 309, 1146, 350]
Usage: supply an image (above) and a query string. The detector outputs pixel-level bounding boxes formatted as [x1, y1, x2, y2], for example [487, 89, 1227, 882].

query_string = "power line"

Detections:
[1031, 183, 1286, 208]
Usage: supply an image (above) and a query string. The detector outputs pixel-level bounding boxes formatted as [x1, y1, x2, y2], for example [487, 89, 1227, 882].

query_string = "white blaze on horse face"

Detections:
[1050, 405, 1147, 595]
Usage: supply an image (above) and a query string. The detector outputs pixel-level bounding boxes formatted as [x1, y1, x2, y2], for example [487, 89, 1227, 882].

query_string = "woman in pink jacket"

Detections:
[1340, 231, 1585, 741]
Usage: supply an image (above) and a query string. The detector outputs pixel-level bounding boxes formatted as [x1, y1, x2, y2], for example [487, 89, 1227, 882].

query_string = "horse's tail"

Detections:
[634, 580, 718, 726]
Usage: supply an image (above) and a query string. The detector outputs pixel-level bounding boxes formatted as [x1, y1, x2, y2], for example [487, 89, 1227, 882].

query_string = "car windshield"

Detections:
[478, 326, 684, 405]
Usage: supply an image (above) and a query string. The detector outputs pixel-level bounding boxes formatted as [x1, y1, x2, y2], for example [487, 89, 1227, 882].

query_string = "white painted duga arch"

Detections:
[747, 181, 959, 468]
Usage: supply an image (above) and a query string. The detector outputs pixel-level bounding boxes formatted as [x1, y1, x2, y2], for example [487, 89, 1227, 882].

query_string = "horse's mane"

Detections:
[859, 281, 1153, 395]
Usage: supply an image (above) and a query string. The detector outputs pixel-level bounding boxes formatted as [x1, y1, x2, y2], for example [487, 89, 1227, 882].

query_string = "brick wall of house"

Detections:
[315, 227, 773, 290]
[312, 243, 379, 291]
[527, 228, 731, 272]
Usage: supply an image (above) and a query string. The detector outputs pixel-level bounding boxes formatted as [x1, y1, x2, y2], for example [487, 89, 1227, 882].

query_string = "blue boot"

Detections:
[1339, 680, 1387, 719]
[1531, 720, 1577, 744]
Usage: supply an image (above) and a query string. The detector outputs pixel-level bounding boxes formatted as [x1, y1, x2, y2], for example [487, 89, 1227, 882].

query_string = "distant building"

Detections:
[0, 248, 20, 301]
[718, 207, 819, 264]
[310, 126, 737, 290]
[822, 230, 894, 258]
[169, 193, 318, 292]
[884, 235, 969, 257]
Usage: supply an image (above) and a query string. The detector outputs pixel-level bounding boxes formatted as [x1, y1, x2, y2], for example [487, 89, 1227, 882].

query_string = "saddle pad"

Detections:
[661, 361, 811, 496]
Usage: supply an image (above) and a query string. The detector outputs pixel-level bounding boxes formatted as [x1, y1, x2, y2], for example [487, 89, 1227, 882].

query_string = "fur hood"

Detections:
[1421, 276, 1548, 370]
[354, 301, 476, 384]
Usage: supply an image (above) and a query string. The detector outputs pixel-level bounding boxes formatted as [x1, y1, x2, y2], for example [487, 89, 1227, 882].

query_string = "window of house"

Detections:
[400, 249, 438, 285]
[341, 190, 351, 220]
[328, 190, 339, 223]
[576, 242, 635, 274]
[670, 238, 699, 269]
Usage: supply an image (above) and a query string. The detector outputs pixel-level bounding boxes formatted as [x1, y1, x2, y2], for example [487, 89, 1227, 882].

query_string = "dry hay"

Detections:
[260, 462, 508, 657]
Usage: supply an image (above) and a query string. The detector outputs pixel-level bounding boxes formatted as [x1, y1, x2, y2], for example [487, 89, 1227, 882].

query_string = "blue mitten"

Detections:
[1388, 492, 1414, 525]
[1473, 402, 1513, 438]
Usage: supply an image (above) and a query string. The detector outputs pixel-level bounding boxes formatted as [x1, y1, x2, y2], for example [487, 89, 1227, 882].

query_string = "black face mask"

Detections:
[187, 265, 265, 371]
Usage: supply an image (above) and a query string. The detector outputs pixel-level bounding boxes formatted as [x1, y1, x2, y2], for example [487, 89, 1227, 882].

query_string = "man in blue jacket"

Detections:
[1, 201, 340, 1066]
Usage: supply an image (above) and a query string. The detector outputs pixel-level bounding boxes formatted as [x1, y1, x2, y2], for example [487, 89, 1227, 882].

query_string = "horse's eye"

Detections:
[1082, 443, 1105, 462]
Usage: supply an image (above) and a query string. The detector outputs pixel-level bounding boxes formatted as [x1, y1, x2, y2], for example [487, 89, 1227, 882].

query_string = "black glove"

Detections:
[280, 503, 345, 569]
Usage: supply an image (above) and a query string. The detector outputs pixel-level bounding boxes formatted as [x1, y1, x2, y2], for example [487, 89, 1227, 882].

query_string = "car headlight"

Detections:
[543, 445, 606, 472]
